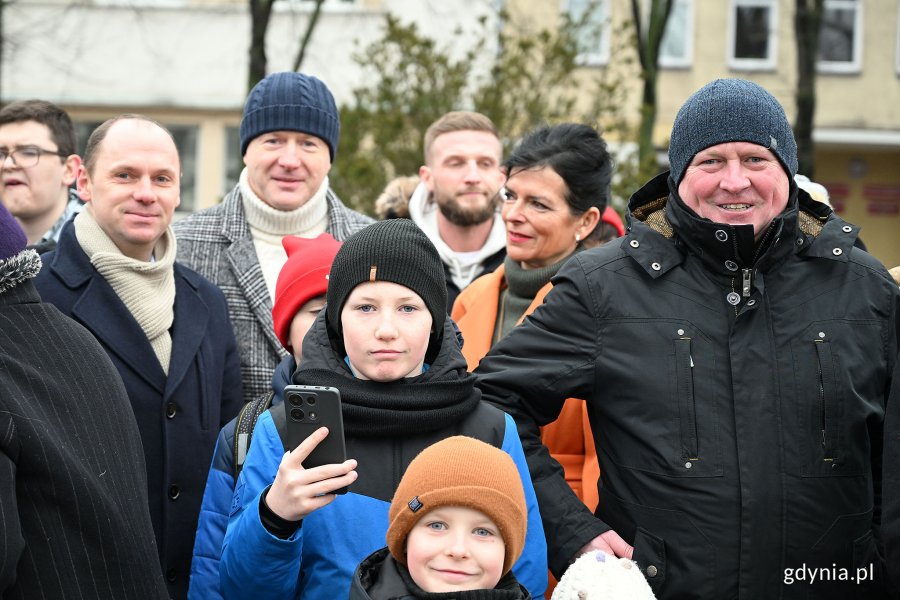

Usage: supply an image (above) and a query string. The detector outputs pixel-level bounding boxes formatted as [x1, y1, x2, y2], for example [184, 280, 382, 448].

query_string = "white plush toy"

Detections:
[551, 551, 658, 600]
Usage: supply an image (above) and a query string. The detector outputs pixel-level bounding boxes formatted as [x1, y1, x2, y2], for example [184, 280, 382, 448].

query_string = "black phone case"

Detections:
[283, 385, 349, 494]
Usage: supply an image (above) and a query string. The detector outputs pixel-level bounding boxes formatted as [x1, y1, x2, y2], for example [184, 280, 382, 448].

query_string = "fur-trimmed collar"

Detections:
[0, 249, 41, 294]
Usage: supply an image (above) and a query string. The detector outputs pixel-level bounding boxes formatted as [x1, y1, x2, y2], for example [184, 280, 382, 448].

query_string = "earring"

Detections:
[575, 233, 581, 243]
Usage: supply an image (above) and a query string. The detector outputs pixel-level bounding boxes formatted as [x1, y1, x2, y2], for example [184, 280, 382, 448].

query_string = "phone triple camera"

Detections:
[288, 392, 318, 422]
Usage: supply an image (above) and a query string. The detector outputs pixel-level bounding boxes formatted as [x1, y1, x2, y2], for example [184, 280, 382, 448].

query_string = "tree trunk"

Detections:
[248, 0, 275, 92]
[794, 0, 823, 178]
[631, 0, 672, 176]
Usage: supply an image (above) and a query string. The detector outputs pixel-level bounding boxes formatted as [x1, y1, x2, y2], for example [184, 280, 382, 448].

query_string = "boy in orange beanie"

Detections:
[350, 436, 531, 599]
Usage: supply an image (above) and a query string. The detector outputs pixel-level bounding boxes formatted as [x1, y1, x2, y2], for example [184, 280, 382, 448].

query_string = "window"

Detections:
[169, 125, 198, 212]
[728, 0, 778, 71]
[897, 4, 900, 75]
[659, 0, 693, 68]
[564, 0, 610, 66]
[224, 126, 243, 198]
[818, 0, 862, 73]
[75, 120, 198, 212]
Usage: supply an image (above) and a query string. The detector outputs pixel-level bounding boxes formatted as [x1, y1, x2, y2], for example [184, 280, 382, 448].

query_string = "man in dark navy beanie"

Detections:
[473, 78, 898, 599]
[174, 72, 372, 403]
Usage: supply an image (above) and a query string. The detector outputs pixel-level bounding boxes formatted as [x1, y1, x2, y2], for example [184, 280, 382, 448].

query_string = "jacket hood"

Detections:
[408, 182, 507, 291]
[270, 354, 297, 405]
[294, 308, 480, 437]
[621, 171, 861, 280]
[0, 248, 41, 295]
[350, 547, 531, 600]
[298, 307, 469, 381]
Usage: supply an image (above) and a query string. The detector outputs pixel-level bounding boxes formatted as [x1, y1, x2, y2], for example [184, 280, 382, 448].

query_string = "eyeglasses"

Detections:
[0, 145, 67, 168]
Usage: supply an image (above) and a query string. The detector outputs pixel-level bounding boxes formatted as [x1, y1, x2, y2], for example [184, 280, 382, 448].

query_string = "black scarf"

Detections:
[294, 315, 481, 437]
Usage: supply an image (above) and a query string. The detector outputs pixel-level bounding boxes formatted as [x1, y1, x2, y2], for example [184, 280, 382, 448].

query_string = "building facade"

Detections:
[4, 0, 898, 266]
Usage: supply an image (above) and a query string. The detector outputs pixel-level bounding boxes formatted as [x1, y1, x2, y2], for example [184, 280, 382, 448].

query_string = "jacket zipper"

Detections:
[816, 344, 826, 449]
[738, 224, 776, 299]
[814, 340, 834, 461]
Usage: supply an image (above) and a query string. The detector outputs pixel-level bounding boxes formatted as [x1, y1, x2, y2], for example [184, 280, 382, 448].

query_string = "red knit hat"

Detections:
[601, 206, 625, 237]
[272, 233, 342, 351]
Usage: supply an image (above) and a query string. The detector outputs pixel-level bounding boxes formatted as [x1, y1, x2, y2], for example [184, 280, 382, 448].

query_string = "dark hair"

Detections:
[0, 99, 76, 157]
[504, 123, 612, 216]
[84, 114, 179, 175]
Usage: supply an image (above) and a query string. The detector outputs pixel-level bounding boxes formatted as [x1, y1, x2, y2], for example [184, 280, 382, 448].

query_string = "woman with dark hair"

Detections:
[452, 124, 613, 589]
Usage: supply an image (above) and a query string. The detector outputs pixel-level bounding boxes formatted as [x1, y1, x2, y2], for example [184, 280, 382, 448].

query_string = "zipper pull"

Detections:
[742, 269, 752, 297]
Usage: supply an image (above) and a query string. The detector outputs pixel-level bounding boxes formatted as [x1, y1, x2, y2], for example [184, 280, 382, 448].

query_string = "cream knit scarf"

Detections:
[74, 209, 176, 374]
[239, 168, 330, 300]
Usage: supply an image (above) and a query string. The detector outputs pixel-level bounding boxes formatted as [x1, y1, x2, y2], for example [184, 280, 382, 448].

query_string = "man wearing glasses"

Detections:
[0, 99, 84, 253]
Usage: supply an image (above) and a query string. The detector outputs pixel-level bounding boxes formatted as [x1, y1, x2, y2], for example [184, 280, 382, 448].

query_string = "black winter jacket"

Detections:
[475, 173, 899, 599]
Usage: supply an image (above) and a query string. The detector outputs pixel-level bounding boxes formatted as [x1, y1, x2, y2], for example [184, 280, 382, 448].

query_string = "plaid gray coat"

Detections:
[173, 184, 373, 402]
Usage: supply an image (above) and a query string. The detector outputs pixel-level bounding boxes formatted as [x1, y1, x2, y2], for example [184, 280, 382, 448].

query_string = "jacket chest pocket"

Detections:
[597, 320, 723, 477]
[790, 321, 882, 477]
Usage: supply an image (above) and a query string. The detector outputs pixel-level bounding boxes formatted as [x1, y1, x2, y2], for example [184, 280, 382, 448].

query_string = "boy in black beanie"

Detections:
[218, 220, 547, 600]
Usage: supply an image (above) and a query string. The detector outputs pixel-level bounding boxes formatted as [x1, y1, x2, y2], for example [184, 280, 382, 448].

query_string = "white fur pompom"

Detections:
[551, 550, 657, 600]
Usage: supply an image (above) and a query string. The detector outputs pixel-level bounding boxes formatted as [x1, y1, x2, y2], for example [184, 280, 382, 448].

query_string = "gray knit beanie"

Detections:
[240, 71, 340, 160]
[326, 219, 447, 357]
[668, 78, 797, 185]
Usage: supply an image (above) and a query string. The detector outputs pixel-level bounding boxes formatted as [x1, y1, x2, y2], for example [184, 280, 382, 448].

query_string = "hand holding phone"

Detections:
[265, 386, 354, 521]
[266, 427, 357, 521]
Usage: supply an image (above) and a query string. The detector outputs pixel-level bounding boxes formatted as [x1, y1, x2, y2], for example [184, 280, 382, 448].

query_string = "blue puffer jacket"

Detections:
[219, 314, 548, 600]
[187, 356, 295, 600]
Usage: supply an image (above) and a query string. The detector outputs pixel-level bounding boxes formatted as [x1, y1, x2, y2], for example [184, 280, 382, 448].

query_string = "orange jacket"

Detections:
[452, 265, 599, 512]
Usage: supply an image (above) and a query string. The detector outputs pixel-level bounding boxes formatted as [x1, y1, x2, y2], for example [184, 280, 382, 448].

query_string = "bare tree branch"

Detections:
[293, 0, 325, 72]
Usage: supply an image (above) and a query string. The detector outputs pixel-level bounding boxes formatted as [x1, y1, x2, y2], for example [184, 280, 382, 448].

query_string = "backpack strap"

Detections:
[270, 400, 290, 452]
[233, 390, 275, 479]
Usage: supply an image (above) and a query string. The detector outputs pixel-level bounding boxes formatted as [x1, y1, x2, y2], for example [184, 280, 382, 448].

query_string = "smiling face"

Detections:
[501, 166, 599, 270]
[340, 281, 432, 382]
[79, 119, 180, 261]
[0, 120, 79, 240]
[243, 130, 331, 211]
[677, 141, 790, 239]
[420, 130, 504, 227]
[405, 506, 505, 593]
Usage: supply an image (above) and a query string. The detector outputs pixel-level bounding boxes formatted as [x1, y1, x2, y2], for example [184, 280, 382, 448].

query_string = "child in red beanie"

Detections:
[188, 233, 341, 599]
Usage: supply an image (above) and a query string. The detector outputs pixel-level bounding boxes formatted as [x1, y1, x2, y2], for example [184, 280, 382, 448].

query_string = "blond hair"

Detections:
[423, 111, 499, 164]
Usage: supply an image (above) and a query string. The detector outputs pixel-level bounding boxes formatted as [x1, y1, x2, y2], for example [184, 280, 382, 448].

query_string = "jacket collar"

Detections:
[623, 171, 856, 278]
[48, 222, 209, 396]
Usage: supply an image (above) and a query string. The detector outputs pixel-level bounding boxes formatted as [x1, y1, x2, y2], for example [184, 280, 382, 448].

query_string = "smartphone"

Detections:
[282, 384, 349, 494]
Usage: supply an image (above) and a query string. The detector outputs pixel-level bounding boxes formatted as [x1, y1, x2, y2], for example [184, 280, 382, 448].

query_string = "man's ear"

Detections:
[418, 165, 434, 192]
[76, 166, 92, 202]
[62, 155, 82, 187]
